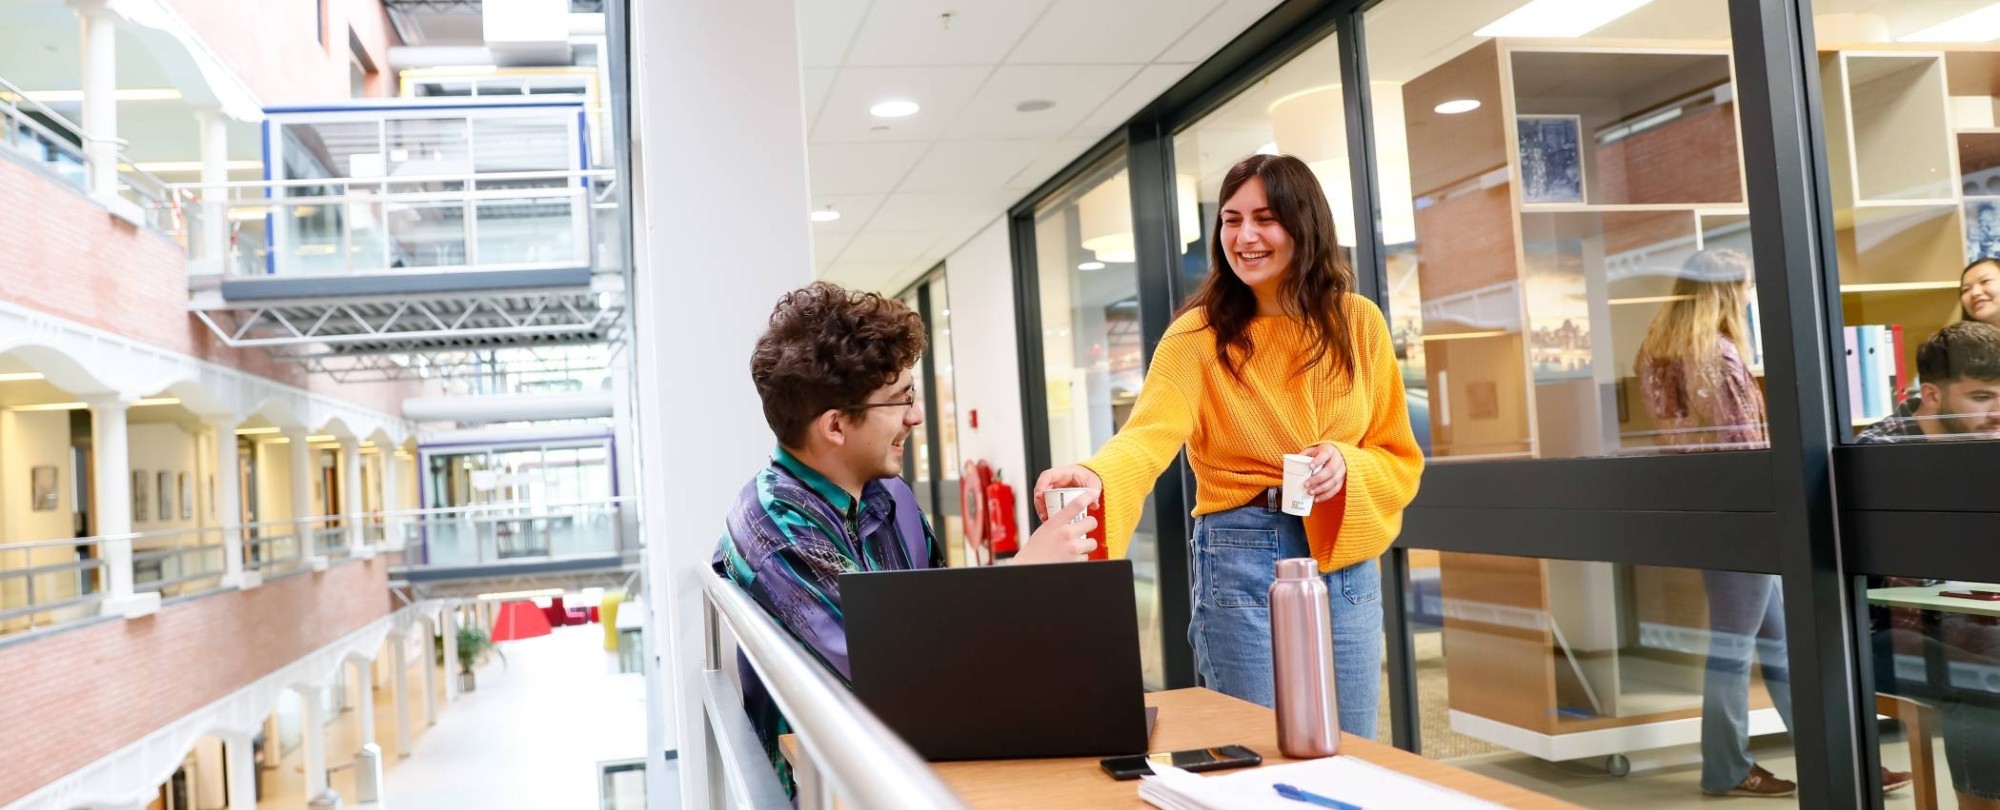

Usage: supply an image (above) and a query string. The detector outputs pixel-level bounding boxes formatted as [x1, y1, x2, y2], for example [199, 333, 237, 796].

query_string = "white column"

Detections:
[442, 602, 460, 702]
[85, 394, 159, 619]
[380, 445, 407, 552]
[208, 416, 258, 590]
[340, 439, 370, 558]
[391, 632, 413, 758]
[284, 428, 325, 571]
[421, 617, 438, 726]
[634, 0, 815, 803]
[224, 730, 257, 810]
[196, 108, 229, 274]
[299, 685, 335, 804]
[75, 0, 119, 199]
[352, 658, 377, 750]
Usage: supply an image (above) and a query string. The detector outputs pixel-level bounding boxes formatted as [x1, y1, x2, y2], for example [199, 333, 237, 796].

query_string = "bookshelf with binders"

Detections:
[1819, 48, 1999, 432]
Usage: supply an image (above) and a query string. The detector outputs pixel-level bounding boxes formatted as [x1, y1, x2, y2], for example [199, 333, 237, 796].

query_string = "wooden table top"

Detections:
[785, 687, 1580, 809]
[1868, 584, 2000, 618]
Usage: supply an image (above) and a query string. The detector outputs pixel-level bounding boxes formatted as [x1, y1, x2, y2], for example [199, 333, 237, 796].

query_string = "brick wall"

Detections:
[164, 0, 401, 105]
[0, 559, 391, 805]
[1595, 103, 1744, 206]
[0, 157, 422, 415]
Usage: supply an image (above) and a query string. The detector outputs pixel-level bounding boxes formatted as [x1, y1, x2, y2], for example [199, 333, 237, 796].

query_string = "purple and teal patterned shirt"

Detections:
[711, 447, 940, 784]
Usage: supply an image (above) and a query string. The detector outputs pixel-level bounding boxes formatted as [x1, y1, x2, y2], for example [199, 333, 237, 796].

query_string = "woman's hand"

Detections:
[1031, 464, 1103, 521]
[1299, 443, 1347, 503]
[1014, 496, 1097, 564]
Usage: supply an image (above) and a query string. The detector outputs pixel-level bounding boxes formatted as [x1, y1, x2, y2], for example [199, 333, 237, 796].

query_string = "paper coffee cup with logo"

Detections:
[1044, 487, 1092, 524]
[1282, 454, 1316, 517]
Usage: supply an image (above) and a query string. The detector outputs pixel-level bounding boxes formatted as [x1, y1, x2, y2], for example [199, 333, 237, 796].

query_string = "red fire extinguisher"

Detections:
[960, 459, 991, 565]
[985, 470, 1019, 561]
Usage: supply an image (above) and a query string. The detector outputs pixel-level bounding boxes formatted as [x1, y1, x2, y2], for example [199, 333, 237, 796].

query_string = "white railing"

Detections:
[702, 576, 968, 809]
[0, 74, 179, 232]
[392, 496, 634, 567]
[167, 168, 615, 280]
[0, 536, 107, 636]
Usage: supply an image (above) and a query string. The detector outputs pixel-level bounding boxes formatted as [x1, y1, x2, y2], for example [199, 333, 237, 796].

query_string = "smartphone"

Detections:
[1940, 590, 2000, 601]
[1100, 745, 1262, 780]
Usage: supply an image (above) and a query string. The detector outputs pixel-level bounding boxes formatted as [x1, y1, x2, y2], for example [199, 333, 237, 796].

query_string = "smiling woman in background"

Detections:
[1032, 153, 1423, 738]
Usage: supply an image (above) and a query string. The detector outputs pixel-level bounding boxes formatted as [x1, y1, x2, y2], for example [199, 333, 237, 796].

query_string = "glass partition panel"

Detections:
[1034, 154, 1165, 690]
[1410, 551, 1800, 804]
[1808, 4, 2000, 444]
[1866, 574, 2000, 802]
[1365, 0, 1769, 461]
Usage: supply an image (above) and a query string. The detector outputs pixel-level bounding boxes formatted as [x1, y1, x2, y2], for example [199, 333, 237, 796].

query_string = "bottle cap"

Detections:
[1275, 558, 1318, 580]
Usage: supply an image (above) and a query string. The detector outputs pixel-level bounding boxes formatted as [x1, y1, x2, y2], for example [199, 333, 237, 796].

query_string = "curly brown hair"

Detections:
[751, 281, 927, 447]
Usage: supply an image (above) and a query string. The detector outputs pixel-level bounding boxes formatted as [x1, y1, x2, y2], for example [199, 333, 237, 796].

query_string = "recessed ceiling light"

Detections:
[1078, 261, 1106, 271]
[1900, 4, 2000, 42]
[870, 100, 920, 118]
[1434, 99, 1482, 115]
[1474, 0, 1653, 38]
[810, 208, 841, 223]
[1015, 99, 1056, 112]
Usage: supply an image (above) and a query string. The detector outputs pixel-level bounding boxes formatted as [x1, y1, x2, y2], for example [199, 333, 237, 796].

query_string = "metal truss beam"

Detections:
[192, 290, 622, 350]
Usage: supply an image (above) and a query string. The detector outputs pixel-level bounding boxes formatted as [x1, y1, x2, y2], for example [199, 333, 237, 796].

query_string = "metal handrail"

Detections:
[167, 168, 614, 194]
[1, 73, 177, 230]
[702, 576, 968, 810]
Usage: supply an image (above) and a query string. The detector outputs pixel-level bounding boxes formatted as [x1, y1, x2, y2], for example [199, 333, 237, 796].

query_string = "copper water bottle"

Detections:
[1270, 557, 1339, 757]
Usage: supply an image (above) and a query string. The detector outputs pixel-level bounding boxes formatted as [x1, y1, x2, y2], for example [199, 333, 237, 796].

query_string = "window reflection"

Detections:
[1869, 578, 2000, 805]
[1811, 2, 2000, 445]
[1366, 0, 1769, 461]
[1033, 156, 1164, 691]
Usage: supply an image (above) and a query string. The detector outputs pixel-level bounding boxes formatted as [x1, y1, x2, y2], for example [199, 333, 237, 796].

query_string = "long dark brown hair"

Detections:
[1180, 153, 1356, 385]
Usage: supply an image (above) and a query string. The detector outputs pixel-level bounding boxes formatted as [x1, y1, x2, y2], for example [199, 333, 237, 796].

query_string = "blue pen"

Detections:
[1273, 782, 1364, 810]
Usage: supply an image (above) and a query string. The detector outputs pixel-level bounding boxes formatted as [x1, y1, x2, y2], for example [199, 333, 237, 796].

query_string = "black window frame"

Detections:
[1001, 2, 2000, 808]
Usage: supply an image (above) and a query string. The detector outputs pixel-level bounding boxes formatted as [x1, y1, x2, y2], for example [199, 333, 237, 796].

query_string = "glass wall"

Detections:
[1033, 153, 1166, 691]
[1866, 574, 2000, 806]
[1808, 4, 2000, 445]
[1405, 552, 1803, 806]
[1367, 0, 1769, 461]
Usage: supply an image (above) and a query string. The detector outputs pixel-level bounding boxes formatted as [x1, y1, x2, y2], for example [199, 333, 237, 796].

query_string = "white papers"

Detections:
[1139, 756, 1507, 810]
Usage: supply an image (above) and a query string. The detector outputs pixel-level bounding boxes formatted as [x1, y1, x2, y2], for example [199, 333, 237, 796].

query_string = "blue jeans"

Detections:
[1700, 570, 1794, 793]
[1188, 503, 1383, 739]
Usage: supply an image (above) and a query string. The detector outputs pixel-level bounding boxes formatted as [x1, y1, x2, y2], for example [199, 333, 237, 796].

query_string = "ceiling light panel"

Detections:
[813, 66, 989, 143]
[1474, 0, 1655, 38]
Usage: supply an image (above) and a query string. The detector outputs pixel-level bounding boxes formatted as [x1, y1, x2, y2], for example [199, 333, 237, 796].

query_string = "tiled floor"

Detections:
[256, 624, 650, 809]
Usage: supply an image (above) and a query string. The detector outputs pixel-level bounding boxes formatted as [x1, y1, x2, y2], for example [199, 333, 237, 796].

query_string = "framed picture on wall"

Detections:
[30, 465, 58, 511]
[132, 471, 149, 522]
[1518, 114, 1585, 204]
[179, 473, 193, 520]
[157, 471, 172, 522]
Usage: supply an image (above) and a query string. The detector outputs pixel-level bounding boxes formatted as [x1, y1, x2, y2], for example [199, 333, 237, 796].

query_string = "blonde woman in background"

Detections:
[1634, 248, 1909, 798]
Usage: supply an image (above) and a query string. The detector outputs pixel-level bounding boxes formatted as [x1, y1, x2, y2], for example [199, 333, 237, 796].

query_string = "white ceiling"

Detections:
[802, 0, 1284, 294]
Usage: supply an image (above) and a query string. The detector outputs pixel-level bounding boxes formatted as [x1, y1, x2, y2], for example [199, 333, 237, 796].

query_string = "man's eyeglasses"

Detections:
[851, 394, 919, 412]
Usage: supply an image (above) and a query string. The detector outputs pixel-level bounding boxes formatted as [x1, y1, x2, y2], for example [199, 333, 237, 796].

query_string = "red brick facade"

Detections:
[0, 560, 391, 806]
[0, 157, 420, 414]
[164, 0, 401, 104]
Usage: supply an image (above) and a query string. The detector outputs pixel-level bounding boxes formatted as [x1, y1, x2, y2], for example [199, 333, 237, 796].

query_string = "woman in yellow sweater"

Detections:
[1033, 154, 1423, 736]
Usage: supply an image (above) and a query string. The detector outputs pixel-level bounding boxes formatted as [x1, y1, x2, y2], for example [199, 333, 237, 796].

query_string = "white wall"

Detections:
[0, 410, 74, 545]
[944, 218, 1032, 526]
[129, 422, 201, 536]
[255, 440, 294, 524]
[633, 0, 815, 802]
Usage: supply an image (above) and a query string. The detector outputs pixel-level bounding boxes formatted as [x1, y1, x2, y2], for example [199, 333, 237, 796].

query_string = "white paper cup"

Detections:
[1282, 454, 1315, 517]
[1044, 487, 1091, 523]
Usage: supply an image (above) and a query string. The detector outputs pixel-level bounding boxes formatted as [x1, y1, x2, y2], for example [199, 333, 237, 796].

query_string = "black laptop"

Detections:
[840, 559, 1150, 761]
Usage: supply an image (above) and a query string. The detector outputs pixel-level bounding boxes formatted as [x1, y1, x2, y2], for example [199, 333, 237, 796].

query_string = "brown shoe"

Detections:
[1882, 766, 1912, 794]
[1705, 765, 1798, 798]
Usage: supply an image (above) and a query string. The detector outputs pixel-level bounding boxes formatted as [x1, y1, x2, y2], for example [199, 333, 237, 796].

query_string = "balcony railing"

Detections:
[170, 169, 613, 280]
[0, 74, 178, 232]
[702, 575, 969, 808]
[393, 497, 633, 567]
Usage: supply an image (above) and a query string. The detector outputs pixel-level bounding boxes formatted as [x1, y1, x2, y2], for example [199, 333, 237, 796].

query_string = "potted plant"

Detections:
[456, 625, 493, 692]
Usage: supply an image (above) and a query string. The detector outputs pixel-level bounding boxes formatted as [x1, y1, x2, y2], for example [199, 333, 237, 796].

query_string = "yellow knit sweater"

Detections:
[1081, 294, 1424, 573]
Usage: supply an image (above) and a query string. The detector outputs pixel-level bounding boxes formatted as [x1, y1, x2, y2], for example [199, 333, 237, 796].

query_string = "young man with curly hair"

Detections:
[712, 282, 1096, 787]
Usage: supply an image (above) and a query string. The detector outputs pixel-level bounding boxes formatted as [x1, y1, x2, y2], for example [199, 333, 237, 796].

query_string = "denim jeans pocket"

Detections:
[1340, 558, 1382, 606]
[1202, 528, 1279, 609]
